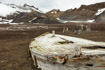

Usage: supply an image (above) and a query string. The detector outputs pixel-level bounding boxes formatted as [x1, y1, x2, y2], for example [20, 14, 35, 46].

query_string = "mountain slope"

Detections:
[0, 3, 41, 17]
[95, 11, 105, 22]
[47, 2, 105, 23]
[46, 9, 64, 18]
[60, 2, 105, 21]
[7, 11, 60, 24]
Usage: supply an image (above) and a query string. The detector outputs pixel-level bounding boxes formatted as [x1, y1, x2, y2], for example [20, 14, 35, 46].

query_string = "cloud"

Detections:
[34, 0, 57, 11]
[1, 0, 105, 12]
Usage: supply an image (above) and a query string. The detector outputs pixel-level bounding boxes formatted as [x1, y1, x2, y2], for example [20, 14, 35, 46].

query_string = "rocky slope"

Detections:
[0, 2, 59, 24]
[46, 9, 64, 18]
[7, 11, 59, 24]
[95, 11, 105, 22]
[1, 2, 105, 24]
[47, 2, 105, 22]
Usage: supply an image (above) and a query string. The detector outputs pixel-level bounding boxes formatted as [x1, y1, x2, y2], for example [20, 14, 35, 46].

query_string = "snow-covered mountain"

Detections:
[0, 2, 42, 17]
[0, 2, 60, 24]
[1, 2, 105, 24]
[0, 2, 45, 24]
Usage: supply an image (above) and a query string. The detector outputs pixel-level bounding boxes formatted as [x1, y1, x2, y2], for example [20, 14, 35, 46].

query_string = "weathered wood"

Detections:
[29, 33, 105, 70]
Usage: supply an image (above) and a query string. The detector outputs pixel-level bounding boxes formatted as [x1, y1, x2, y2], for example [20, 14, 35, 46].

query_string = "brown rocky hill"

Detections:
[47, 2, 105, 22]
[46, 9, 64, 18]
[60, 2, 105, 21]
[5, 2, 105, 24]
[7, 11, 60, 24]
[6, 4, 61, 24]
[78, 2, 105, 11]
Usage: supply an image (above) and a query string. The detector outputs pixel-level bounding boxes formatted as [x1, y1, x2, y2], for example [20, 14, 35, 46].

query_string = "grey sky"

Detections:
[0, 0, 105, 12]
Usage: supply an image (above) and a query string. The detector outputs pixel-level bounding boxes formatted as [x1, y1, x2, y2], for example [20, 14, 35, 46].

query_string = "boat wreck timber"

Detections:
[29, 32, 105, 70]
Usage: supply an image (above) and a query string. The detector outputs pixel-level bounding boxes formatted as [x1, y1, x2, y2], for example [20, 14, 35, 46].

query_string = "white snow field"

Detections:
[0, 3, 42, 17]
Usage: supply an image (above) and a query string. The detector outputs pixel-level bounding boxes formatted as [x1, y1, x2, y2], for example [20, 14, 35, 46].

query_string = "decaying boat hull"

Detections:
[30, 50, 105, 70]
[37, 60, 105, 70]
[29, 32, 105, 70]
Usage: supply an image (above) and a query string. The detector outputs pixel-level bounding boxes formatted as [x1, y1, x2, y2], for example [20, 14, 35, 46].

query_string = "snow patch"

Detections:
[57, 18, 94, 23]
[29, 17, 37, 23]
[95, 8, 105, 16]
[0, 4, 16, 17]
[86, 19, 95, 22]
[56, 18, 68, 23]
[51, 11, 57, 14]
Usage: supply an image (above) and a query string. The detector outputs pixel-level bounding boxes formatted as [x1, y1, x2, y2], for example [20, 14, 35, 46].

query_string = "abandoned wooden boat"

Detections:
[29, 32, 105, 70]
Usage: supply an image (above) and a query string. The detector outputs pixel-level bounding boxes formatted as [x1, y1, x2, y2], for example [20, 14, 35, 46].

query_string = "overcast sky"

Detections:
[0, 0, 105, 12]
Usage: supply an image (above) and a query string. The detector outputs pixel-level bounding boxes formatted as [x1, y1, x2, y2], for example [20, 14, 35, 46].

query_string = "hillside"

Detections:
[0, 3, 60, 24]
[0, 3, 41, 17]
[7, 11, 60, 24]
[47, 2, 105, 23]
[1, 2, 105, 24]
